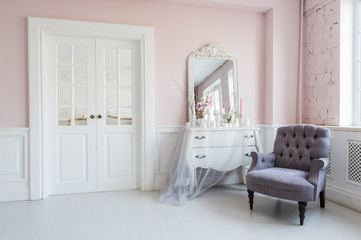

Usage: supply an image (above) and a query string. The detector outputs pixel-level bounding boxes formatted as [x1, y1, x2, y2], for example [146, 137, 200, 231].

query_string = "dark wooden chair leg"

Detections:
[320, 190, 325, 208]
[298, 201, 307, 226]
[247, 189, 254, 210]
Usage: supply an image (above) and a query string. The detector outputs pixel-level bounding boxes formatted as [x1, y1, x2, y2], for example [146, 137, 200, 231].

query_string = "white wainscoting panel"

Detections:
[0, 128, 29, 202]
[326, 129, 361, 212]
[154, 126, 182, 190]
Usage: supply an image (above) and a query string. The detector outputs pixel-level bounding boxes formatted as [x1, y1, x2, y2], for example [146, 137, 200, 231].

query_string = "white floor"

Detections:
[1, 185, 361, 240]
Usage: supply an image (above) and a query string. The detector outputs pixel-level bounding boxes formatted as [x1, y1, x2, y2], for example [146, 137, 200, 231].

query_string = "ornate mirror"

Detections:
[188, 43, 239, 120]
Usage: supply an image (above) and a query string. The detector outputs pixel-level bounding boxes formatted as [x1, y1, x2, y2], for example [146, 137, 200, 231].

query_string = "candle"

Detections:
[240, 98, 243, 116]
[234, 119, 240, 128]
[246, 117, 250, 126]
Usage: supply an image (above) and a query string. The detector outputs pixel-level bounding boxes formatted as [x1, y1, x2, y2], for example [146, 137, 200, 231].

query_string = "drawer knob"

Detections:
[194, 136, 206, 140]
[195, 154, 206, 159]
[244, 135, 254, 138]
[245, 153, 251, 157]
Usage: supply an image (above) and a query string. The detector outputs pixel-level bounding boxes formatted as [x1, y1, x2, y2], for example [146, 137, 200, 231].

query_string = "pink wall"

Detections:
[271, 0, 300, 125]
[0, 0, 266, 127]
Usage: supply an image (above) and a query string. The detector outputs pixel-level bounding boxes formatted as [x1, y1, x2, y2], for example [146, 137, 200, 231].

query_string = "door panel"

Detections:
[105, 134, 132, 177]
[47, 36, 97, 195]
[96, 39, 139, 191]
[56, 134, 88, 182]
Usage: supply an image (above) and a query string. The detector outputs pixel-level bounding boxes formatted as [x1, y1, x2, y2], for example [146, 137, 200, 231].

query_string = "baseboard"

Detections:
[154, 173, 168, 191]
[326, 184, 361, 212]
[0, 183, 29, 202]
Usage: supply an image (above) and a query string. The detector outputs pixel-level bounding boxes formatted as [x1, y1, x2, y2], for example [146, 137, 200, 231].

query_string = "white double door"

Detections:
[47, 35, 140, 195]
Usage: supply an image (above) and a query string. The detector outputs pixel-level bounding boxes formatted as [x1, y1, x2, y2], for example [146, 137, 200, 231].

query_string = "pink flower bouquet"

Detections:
[196, 94, 214, 118]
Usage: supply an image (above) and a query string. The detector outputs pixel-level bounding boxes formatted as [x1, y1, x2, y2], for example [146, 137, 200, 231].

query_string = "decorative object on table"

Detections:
[240, 97, 243, 116]
[224, 108, 239, 124]
[213, 109, 221, 127]
[246, 124, 330, 225]
[224, 112, 232, 123]
[245, 117, 250, 126]
[221, 104, 226, 115]
[233, 118, 240, 128]
[196, 94, 213, 120]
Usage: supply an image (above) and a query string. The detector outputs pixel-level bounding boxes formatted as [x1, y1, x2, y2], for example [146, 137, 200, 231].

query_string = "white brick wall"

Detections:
[303, 0, 340, 125]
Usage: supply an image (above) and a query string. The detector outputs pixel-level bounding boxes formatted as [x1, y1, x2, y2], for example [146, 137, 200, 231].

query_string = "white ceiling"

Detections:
[142, 0, 273, 13]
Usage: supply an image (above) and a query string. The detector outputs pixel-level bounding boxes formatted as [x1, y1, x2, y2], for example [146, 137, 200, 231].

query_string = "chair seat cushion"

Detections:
[246, 167, 315, 201]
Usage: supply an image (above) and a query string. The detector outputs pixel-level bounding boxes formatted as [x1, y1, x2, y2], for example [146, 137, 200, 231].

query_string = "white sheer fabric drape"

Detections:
[159, 127, 239, 206]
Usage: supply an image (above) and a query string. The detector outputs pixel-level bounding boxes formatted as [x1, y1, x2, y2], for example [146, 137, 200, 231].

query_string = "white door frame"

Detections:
[28, 17, 155, 200]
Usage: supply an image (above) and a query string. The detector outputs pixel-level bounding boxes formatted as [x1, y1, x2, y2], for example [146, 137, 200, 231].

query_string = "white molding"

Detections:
[142, 0, 272, 13]
[28, 17, 154, 199]
[353, 0, 361, 125]
[326, 184, 361, 212]
[0, 128, 29, 202]
[140, 25, 155, 191]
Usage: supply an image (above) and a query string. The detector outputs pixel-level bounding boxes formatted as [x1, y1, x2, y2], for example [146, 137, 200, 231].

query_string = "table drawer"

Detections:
[241, 130, 256, 146]
[191, 130, 255, 147]
[191, 147, 243, 171]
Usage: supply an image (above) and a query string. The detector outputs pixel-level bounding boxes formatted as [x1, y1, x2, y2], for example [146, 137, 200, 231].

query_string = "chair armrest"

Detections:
[248, 152, 276, 172]
[307, 158, 329, 186]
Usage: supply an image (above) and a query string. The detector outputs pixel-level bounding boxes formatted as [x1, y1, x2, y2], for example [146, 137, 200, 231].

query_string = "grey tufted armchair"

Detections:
[246, 124, 330, 225]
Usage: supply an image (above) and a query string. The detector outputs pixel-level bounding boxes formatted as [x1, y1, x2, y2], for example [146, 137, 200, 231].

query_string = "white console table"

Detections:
[160, 126, 263, 204]
[183, 127, 263, 191]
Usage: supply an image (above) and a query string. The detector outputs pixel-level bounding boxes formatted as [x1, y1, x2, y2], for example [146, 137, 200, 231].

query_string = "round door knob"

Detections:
[98, 114, 102, 119]
[90, 115, 95, 119]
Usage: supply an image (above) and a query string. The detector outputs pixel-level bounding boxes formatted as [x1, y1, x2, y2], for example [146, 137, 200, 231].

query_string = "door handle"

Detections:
[90, 115, 95, 119]
[98, 115, 102, 119]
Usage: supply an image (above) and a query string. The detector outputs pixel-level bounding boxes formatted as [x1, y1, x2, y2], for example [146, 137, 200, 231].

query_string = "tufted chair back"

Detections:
[273, 124, 330, 171]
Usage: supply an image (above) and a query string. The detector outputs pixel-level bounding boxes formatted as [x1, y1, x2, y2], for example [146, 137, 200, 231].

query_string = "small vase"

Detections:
[199, 110, 205, 119]
[190, 117, 197, 128]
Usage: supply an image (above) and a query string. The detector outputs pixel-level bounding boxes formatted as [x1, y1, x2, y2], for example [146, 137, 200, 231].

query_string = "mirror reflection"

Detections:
[193, 59, 234, 115]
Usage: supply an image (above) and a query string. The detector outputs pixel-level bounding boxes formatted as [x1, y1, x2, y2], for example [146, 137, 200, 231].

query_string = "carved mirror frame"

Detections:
[187, 43, 239, 121]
